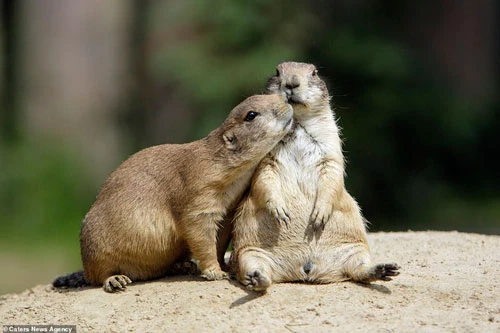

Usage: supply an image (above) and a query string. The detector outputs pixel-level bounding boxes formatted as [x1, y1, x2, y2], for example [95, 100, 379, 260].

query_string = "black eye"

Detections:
[312, 69, 318, 76]
[244, 111, 259, 122]
[275, 69, 280, 76]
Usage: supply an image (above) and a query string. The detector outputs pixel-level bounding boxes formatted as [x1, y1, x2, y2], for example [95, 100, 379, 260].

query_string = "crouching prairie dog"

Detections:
[230, 62, 400, 291]
[53, 94, 293, 292]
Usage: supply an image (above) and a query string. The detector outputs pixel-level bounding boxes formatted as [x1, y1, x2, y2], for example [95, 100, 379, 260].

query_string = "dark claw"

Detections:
[283, 212, 291, 226]
[311, 211, 318, 224]
[274, 209, 290, 227]
[374, 263, 401, 281]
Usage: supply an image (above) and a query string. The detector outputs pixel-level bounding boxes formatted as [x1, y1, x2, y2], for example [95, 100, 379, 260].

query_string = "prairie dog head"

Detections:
[215, 94, 293, 166]
[266, 62, 330, 116]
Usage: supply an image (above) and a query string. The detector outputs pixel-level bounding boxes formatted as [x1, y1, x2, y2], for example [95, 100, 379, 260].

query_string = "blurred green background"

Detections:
[1, 1, 498, 294]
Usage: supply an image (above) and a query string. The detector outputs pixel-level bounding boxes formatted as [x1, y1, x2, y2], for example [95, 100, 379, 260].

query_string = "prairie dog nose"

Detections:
[285, 74, 300, 89]
[303, 260, 314, 275]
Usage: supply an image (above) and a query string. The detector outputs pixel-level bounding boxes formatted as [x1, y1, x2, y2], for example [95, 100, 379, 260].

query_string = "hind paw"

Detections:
[243, 270, 271, 292]
[373, 263, 400, 281]
[103, 275, 132, 293]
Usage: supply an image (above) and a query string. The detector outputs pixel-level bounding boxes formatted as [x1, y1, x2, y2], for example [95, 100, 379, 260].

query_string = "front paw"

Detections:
[266, 200, 290, 226]
[201, 268, 229, 281]
[310, 203, 333, 231]
[103, 275, 132, 293]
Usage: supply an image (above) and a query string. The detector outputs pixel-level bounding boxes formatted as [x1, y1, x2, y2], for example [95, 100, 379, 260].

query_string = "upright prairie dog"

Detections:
[230, 62, 400, 291]
[53, 94, 293, 292]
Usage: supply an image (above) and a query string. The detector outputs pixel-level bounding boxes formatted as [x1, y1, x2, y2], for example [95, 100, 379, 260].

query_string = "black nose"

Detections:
[285, 75, 300, 89]
[303, 261, 314, 275]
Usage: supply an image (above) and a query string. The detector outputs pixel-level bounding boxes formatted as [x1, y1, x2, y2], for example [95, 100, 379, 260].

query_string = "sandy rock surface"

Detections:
[1, 231, 499, 332]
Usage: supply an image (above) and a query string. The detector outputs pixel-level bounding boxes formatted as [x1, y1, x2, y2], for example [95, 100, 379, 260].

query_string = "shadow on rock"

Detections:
[355, 282, 392, 294]
[229, 279, 265, 308]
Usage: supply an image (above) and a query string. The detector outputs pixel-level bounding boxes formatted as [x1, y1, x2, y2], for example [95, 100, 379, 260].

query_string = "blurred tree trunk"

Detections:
[128, 0, 197, 147]
[134, 0, 197, 146]
[0, 1, 10, 141]
[1, 0, 19, 143]
[16, 0, 133, 185]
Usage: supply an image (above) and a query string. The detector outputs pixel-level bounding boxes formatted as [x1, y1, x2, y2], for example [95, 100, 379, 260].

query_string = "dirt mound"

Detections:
[1, 231, 499, 332]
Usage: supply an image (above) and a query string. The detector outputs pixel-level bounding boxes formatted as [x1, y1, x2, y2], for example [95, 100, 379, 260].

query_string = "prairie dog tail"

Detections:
[52, 270, 88, 288]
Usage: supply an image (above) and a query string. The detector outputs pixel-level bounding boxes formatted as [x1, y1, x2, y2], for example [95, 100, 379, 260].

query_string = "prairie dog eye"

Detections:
[244, 111, 259, 122]
[312, 69, 318, 76]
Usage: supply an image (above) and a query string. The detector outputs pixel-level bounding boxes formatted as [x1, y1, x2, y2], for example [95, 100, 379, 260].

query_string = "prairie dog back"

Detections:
[54, 94, 294, 292]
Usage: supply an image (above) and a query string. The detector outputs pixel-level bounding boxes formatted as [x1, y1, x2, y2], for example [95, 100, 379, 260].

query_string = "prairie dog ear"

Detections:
[223, 132, 239, 151]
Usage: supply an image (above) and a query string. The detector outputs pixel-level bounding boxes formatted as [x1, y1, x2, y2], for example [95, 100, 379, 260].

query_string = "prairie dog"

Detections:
[230, 62, 400, 291]
[53, 94, 293, 292]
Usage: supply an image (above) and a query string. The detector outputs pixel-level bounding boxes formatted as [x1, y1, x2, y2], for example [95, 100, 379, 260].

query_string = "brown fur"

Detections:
[55, 94, 293, 292]
[230, 62, 400, 291]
